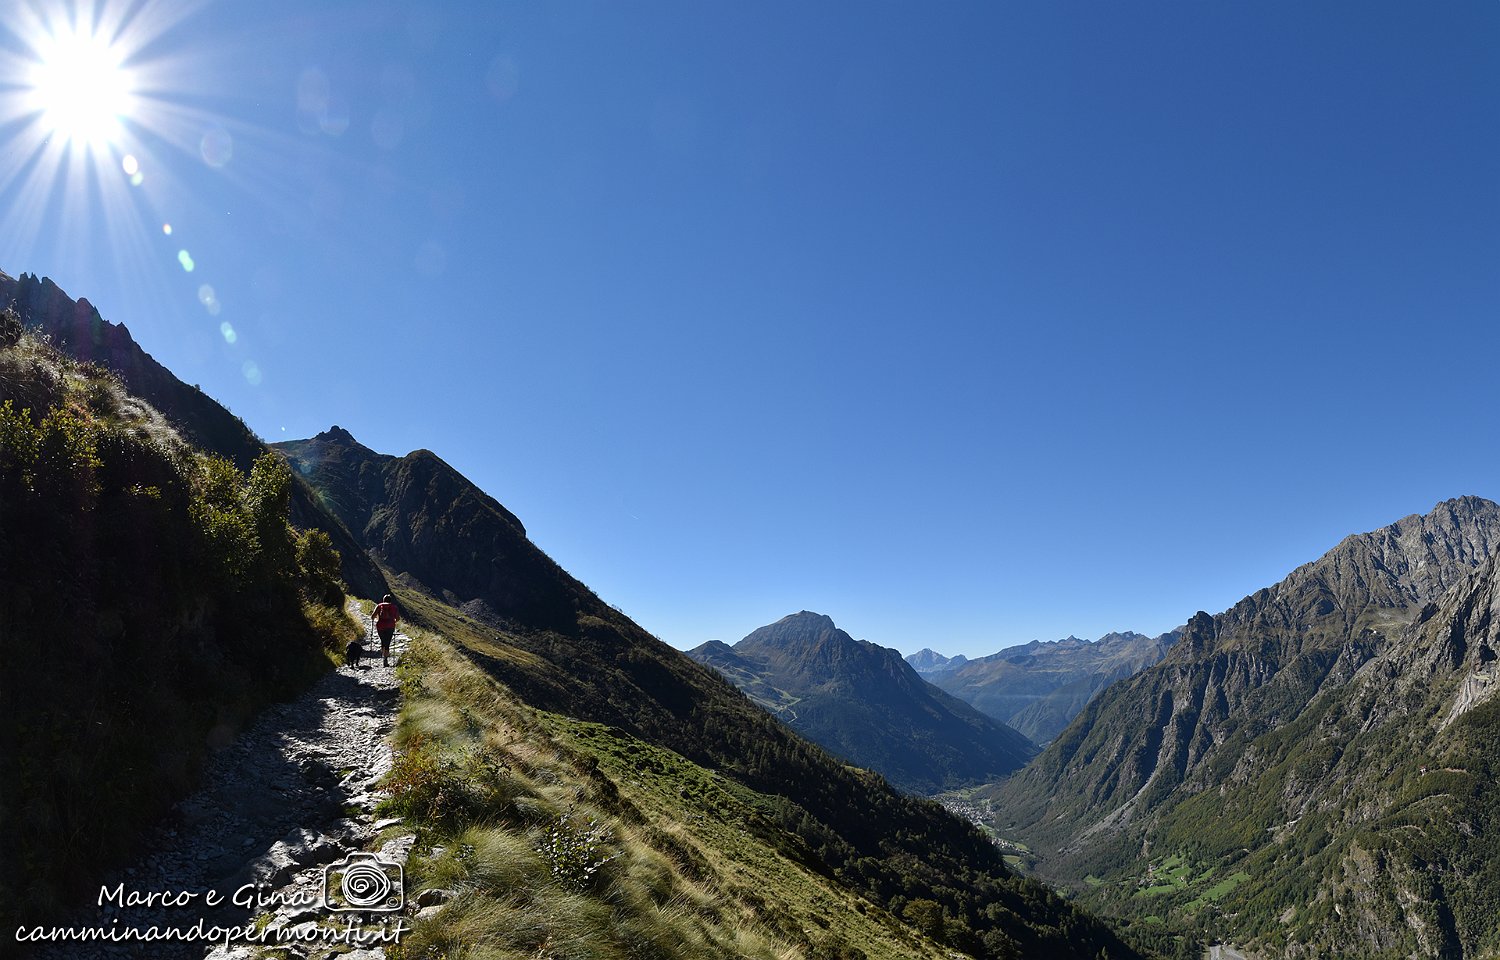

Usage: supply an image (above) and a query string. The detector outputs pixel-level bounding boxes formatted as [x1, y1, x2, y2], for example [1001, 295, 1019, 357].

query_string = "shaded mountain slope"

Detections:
[280, 427, 1148, 959]
[689, 612, 1037, 794]
[0, 326, 358, 934]
[988, 496, 1500, 957]
[275, 428, 555, 626]
[0, 271, 386, 600]
[914, 630, 1179, 744]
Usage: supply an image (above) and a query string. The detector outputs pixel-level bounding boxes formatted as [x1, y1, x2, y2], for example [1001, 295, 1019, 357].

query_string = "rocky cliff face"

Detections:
[0, 272, 387, 600]
[990, 496, 1500, 957]
[689, 611, 1037, 794]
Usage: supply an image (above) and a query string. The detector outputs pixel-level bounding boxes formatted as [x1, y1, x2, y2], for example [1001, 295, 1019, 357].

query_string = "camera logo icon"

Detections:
[321, 852, 404, 913]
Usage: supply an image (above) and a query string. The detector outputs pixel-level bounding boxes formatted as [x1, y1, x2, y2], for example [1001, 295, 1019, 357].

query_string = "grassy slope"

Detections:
[390, 588, 1154, 960]
[388, 623, 954, 960]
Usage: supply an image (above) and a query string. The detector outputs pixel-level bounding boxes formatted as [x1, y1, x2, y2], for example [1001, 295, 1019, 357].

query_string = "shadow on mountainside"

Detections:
[28, 630, 412, 960]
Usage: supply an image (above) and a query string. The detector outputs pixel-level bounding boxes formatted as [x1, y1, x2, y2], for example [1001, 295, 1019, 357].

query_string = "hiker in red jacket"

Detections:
[371, 594, 400, 667]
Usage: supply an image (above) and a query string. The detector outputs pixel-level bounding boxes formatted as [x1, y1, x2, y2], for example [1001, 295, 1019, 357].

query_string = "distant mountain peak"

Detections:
[906, 648, 968, 674]
[315, 425, 359, 445]
[779, 610, 836, 628]
[694, 612, 1036, 793]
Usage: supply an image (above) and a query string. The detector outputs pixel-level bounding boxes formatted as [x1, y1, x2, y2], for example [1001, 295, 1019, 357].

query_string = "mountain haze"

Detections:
[913, 630, 1179, 744]
[689, 612, 1036, 793]
[990, 496, 1500, 957]
[907, 648, 968, 673]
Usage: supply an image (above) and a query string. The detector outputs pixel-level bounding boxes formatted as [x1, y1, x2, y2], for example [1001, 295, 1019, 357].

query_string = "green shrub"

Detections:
[536, 811, 620, 891]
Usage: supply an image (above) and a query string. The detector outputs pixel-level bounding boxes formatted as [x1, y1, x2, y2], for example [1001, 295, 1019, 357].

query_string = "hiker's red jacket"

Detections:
[374, 603, 400, 630]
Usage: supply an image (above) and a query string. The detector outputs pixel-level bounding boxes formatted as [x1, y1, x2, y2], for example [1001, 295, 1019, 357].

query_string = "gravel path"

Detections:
[31, 622, 414, 960]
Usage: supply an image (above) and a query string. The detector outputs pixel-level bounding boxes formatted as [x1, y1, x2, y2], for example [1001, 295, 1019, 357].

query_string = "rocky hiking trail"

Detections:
[37, 617, 417, 960]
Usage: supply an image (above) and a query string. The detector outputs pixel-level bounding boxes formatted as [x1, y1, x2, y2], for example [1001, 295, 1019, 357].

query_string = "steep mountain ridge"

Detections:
[990, 496, 1500, 957]
[0, 272, 387, 599]
[276, 428, 572, 630]
[689, 612, 1037, 793]
[280, 428, 1146, 959]
[913, 630, 1178, 744]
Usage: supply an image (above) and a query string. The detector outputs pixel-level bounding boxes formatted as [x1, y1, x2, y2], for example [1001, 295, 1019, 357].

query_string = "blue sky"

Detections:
[2, 2, 1497, 656]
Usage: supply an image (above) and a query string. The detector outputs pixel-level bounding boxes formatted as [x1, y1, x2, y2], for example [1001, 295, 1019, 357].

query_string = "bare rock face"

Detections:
[905, 648, 968, 674]
[991, 497, 1500, 957]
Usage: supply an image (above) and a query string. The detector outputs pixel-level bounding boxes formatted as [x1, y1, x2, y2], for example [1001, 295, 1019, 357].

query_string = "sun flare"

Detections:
[27, 27, 134, 149]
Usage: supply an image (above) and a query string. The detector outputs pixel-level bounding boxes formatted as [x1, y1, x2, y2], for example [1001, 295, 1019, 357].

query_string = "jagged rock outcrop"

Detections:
[690, 612, 1036, 794]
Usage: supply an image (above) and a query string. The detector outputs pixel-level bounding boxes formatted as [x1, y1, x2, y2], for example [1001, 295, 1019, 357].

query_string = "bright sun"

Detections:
[27, 27, 134, 149]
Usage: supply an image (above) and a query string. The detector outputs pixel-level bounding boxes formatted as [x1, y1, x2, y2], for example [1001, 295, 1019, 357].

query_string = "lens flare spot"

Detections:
[129, 171, 144, 186]
[219, 321, 237, 344]
[242, 360, 262, 386]
[200, 127, 233, 167]
[177, 250, 195, 272]
[197, 284, 221, 315]
[121, 154, 139, 176]
[162, 223, 173, 236]
[297, 67, 330, 135]
[320, 97, 350, 136]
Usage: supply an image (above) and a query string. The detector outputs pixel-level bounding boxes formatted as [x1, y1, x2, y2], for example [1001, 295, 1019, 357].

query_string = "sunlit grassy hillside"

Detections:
[387, 623, 957, 960]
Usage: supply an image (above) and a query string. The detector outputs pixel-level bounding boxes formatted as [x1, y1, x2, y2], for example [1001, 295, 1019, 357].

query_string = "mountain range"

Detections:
[909, 630, 1179, 744]
[271, 425, 1143, 958]
[21, 265, 1500, 956]
[989, 495, 1500, 957]
[688, 612, 1036, 794]
[3, 271, 1149, 959]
